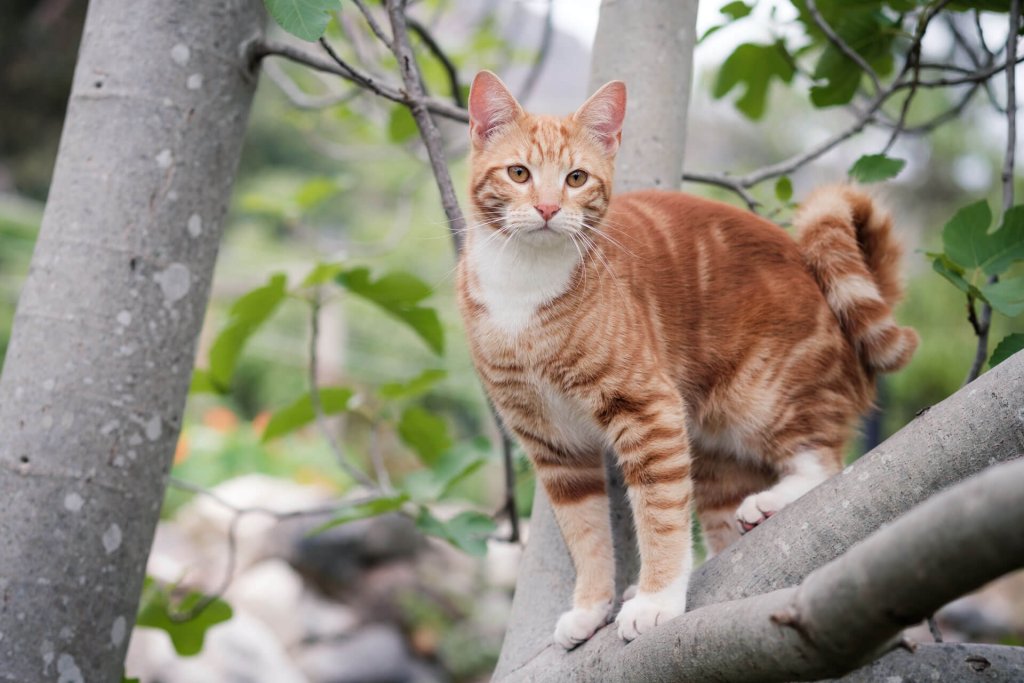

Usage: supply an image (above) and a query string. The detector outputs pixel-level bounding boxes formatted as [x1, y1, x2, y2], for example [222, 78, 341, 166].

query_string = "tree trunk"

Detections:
[493, 1, 700, 677]
[0, 1, 263, 680]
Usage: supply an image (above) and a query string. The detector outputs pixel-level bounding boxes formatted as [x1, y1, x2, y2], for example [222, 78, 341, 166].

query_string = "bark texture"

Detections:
[588, 0, 699, 192]
[495, 351, 1024, 680]
[499, 451, 1024, 682]
[0, 1, 263, 680]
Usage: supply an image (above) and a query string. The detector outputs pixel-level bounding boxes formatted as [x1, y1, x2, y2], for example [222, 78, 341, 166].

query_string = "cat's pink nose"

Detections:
[535, 204, 560, 221]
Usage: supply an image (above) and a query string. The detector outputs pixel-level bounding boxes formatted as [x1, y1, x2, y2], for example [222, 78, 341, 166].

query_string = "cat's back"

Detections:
[605, 189, 800, 263]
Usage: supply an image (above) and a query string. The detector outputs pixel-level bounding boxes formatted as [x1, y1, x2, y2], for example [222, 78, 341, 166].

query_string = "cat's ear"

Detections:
[468, 71, 523, 147]
[573, 81, 627, 155]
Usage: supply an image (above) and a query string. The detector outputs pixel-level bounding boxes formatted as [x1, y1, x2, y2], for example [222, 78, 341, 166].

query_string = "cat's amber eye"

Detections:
[508, 165, 530, 183]
[566, 169, 589, 188]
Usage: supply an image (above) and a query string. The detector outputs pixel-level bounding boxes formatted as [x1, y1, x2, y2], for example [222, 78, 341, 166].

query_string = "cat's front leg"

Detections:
[598, 387, 694, 642]
[523, 440, 614, 649]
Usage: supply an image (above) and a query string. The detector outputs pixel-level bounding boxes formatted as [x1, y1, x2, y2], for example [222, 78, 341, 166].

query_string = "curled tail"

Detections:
[796, 185, 919, 373]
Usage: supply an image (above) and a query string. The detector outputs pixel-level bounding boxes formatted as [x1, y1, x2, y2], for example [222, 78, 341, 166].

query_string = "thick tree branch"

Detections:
[495, 350, 1024, 679]
[501, 448, 1024, 682]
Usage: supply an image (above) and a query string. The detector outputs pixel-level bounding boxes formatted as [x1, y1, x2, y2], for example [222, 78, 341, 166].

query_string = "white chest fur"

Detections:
[468, 226, 582, 337]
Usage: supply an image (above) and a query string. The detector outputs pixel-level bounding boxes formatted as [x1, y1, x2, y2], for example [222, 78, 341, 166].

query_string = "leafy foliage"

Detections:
[415, 508, 497, 556]
[848, 154, 905, 183]
[261, 387, 354, 442]
[135, 578, 233, 657]
[337, 267, 444, 355]
[398, 405, 453, 465]
[931, 200, 1024, 370]
[312, 493, 411, 533]
[263, 0, 340, 41]
[712, 41, 795, 120]
[404, 436, 491, 502]
[990, 333, 1024, 368]
[200, 274, 288, 393]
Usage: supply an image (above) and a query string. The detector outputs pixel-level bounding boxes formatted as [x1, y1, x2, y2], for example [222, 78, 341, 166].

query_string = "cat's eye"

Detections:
[508, 165, 530, 183]
[566, 169, 589, 188]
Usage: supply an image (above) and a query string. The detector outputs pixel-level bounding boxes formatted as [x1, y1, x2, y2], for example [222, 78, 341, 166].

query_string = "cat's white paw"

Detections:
[615, 591, 684, 642]
[736, 489, 785, 533]
[553, 600, 611, 649]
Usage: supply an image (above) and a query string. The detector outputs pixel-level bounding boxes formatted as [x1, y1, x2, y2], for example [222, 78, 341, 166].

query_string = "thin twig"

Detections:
[516, 0, 555, 105]
[262, 59, 359, 109]
[964, 0, 1019, 385]
[309, 291, 377, 488]
[384, 0, 467, 251]
[682, 171, 761, 211]
[351, 0, 393, 48]
[406, 15, 464, 107]
[806, 0, 882, 94]
[253, 38, 470, 123]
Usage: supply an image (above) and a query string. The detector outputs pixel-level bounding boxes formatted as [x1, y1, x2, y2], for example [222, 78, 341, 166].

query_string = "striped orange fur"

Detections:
[456, 71, 917, 647]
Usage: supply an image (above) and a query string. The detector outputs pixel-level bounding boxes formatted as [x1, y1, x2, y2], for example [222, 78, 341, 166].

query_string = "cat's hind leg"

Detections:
[735, 448, 839, 532]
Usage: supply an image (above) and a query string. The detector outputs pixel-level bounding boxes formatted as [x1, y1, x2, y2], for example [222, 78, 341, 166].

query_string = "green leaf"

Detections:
[942, 200, 993, 271]
[940, 202, 1024, 276]
[712, 41, 795, 120]
[415, 508, 497, 556]
[775, 176, 793, 202]
[295, 177, 340, 210]
[261, 387, 354, 442]
[981, 277, 1024, 317]
[805, 6, 897, 107]
[848, 154, 905, 183]
[311, 494, 410, 534]
[388, 106, 419, 143]
[983, 206, 1024, 276]
[136, 578, 233, 657]
[263, 0, 341, 41]
[397, 406, 452, 465]
[720, 1, 753, 20]
[207, 274, 288, 391]
[990, 333, 1024, 368]
[337, 267, 444, 354]
[189, 369, 217, 394]
[302, 262, 347, 287]
[379, 369, 447, 400]
[931, 255, 981, 298]
[403, 436, 490, 502]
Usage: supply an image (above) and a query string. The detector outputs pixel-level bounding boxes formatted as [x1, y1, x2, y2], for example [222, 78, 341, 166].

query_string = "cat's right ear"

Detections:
[468, 71, 523, 148]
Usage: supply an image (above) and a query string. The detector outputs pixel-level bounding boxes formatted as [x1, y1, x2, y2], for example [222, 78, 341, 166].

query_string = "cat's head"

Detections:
[467, 71, 626, 242]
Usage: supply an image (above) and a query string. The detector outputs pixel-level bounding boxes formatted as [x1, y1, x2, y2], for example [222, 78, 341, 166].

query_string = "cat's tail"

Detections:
[795, 184, 919, 373]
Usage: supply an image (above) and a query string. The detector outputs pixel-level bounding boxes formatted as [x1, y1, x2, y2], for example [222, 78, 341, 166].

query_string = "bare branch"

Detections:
[384, 0, 467, 252]
[806, 0, 882, 94]
[681, 171, 761, 211]
[502, 454, 1024, 682]
[262, 59, 358, 110]
[351, 0, 393, 48]
[406, 15, 464, 107]
[253, 38, 470, 124]
[966, 0, 1019, 385]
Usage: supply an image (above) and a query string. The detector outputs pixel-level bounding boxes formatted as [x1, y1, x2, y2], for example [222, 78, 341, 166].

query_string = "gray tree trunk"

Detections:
[493, 1, 700, 677]
[0, 1, 263, 680]
[589, 0, 699, 192]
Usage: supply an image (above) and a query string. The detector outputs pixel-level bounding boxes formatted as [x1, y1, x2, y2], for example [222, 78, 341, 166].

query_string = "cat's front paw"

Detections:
[553, 600, 611, 649]
[736, 489, 785, 532]
[615, 591, 684, 642]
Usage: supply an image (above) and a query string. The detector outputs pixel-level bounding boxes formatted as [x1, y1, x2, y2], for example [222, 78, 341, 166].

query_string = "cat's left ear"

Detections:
[573, 81, 627, 155]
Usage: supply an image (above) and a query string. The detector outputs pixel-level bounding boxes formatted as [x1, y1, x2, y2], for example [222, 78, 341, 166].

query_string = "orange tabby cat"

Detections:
[456, 71, 918, 648]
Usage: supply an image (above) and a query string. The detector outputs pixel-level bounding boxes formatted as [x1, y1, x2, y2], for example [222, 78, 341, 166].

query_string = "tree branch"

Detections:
[806, 0, 882, 95]
[406, 15, 464, 107]
[500, 447, 1024, 682]
[495, 350, 1024, 679]
[516, 0, 555, 105]
[252, 38, 469, 124]
[384, 0, 467, 251]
